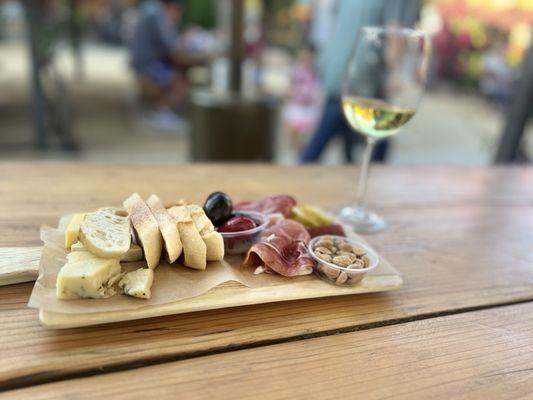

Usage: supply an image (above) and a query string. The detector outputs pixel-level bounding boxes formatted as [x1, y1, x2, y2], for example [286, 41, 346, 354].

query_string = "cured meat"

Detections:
[235, 195, 297, 218]
[242, 219, 315, 276]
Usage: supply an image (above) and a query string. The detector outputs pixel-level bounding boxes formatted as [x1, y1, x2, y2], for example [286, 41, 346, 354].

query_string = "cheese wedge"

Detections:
[80, 210, 131, 259]
[124, 193, 163, 269]
[146, 194, 182, 263]
[70, 241, 86, 252]
[71, 241, 143, 262]
[168, 206, 206, 270]
[187, 205, 225, 261]
[119, 268, 154, 299]
[56, 251, 121, 299]
[64, 213, 85, 248]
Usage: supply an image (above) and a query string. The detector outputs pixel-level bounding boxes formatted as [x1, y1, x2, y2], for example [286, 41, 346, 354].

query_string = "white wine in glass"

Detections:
[338, 26, 430, 233]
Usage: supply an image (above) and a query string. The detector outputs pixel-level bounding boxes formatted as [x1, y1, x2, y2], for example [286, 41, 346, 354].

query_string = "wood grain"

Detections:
[0, 163, 532, 390]
[0, 247, 40, 285]
[3, 302, 533, 400]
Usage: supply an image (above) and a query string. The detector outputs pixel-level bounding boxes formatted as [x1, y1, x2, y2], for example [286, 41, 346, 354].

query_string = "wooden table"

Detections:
[0, 162, 532, 399]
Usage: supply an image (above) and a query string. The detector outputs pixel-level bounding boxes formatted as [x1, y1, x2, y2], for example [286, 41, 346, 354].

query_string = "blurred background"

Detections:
[0, 0, 531, 165]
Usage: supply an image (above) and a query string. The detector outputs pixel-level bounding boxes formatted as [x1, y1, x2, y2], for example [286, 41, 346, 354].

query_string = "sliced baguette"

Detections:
[79, 210, 131, 259]
[187, 205, 225, 261]
[187, 204, 214, 235]
[201, 230, 225, 261]
[123, 193, 163, 269]
[146, 194, 182, 263]
[71, 241, 143, 262]
[168, 206, 206, 270]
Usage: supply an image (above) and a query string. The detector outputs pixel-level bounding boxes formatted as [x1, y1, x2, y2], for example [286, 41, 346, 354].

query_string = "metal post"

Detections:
[23, 0, 48, 149]
[229, 0, 244, 93]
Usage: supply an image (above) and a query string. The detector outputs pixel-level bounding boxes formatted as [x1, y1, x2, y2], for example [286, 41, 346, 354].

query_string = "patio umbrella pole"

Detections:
[229, 0, 244, 94]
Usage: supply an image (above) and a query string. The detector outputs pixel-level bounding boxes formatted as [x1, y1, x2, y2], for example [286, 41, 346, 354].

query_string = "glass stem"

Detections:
[355, 137, 376, 209]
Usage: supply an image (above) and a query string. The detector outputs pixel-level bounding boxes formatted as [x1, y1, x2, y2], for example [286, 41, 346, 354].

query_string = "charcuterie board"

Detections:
[1, 235, 401, 330]
[2, 194, 403, 329]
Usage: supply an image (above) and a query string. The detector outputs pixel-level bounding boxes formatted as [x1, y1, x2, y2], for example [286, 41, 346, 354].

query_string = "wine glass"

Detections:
[338, 26, 431, 233]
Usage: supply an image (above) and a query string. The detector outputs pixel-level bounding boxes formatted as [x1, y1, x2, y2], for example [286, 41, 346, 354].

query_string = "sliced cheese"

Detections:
[64, 213, 85, 249]
[119, 268, 154, 299]
[56, 252, 121, 300]
[70, 241, 87, 252]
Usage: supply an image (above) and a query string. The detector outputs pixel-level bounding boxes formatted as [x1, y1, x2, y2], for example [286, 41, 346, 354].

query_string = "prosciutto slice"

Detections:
[235, 195, 297, 218]
[242, 219, 315, 277]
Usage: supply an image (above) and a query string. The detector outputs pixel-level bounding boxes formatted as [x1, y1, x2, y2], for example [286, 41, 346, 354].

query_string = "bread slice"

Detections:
[146, 194, 182, 263]
[187, 205, 225, 261]
[71, 241, 143, 262]
[56, 251, 122, 299]
[123, 193, 163, 269]
[168, 206, 206, 270]
[187, 204, 214, 235]
[79, 210, 131, 259]
[201, 230, 225, 261]
[119, 268, 154, 299]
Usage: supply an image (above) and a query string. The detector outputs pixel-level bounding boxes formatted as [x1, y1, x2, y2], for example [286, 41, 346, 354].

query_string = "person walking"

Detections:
[301, 0, 419, 163]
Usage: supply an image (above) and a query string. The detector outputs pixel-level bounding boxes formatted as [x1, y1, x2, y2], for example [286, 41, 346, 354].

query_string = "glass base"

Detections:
[337, 206, 386, 234]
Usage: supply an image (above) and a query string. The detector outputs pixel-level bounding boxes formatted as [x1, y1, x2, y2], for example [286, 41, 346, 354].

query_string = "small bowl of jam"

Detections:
[217, 211, 269, 255]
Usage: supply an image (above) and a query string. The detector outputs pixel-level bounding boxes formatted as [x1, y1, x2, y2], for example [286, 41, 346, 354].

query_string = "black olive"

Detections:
[203, 192, 233, 226]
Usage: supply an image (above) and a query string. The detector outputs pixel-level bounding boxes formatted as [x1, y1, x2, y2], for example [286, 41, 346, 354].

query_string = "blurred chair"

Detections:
[495, 44, 532, 163]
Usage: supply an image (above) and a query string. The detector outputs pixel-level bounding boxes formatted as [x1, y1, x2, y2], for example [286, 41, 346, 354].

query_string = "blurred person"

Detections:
[284, 47, 321, 151]
[301, 0, 419, 163]
[130, 0, 189, 130]
[480, 37, 513, 106]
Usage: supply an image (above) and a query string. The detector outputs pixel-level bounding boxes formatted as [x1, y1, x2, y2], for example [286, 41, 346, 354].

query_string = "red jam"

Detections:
[218, 216, 257, 233]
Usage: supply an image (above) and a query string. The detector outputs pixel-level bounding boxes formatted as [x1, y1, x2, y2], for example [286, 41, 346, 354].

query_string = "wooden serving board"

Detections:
[0, 247, 41, 286]
[40, 266, 402, 329]
[0, 237, 402, 330]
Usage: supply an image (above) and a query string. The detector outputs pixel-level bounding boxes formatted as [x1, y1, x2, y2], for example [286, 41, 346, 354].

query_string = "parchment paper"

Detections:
[29, 216, 296, 314]
[28, 215, 398, 315]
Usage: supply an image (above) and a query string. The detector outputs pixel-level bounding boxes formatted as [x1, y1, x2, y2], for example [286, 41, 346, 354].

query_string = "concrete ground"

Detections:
[0, 41, 531, 165]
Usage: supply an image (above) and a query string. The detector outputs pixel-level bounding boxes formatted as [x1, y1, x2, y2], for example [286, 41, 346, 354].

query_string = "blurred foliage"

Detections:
[182, 0, 216, 29]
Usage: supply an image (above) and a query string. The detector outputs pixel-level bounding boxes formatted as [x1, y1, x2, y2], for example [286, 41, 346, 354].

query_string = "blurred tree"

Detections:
[182, 0, 216, 28]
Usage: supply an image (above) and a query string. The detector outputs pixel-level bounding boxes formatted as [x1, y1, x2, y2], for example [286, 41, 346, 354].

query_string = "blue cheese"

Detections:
[56, 252, 122, 299]
[119, 268, 154, 299]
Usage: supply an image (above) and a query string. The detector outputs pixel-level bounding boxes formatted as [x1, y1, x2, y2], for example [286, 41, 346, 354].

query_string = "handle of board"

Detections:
[0, 247, 41, 286]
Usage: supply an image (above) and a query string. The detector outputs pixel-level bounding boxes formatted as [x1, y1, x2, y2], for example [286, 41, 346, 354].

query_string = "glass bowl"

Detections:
[308, 235, 379, 286]
[218, 211, 269, 255]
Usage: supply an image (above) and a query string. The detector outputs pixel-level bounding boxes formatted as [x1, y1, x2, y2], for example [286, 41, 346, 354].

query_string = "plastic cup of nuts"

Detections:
[308, 235, 379, 286]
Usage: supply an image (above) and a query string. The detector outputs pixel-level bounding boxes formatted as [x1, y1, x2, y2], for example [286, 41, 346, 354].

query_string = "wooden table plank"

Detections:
[0, 163, 532, 390]
[3, 302, 533, 400]
[1, 163, 532, 247]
